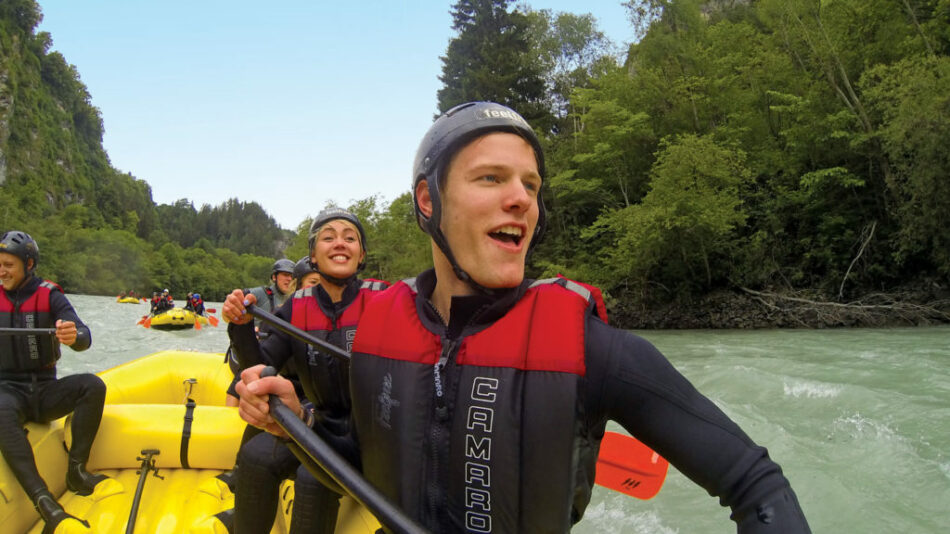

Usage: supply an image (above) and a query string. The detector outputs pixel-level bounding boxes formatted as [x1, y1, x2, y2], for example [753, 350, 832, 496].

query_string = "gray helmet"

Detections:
[292, 256, 319, 281]
[307, 207, 367, 258]
[0, 230, 39, 273]
[412, 102, 546, 288]
[272, 259, 295, 276]
[306, 208, 367, 285]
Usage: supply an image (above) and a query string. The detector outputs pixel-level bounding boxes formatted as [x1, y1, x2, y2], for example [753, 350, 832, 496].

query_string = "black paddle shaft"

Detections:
[259, 366, 428, 534]
[244, 303, 350, 362]
[0, 327, 57, 336]
[126, 449, 161, 534]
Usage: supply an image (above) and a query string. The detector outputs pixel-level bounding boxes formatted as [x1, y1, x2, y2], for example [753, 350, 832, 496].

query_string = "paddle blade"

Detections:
[595, 431, 669, 500]
[136, 316, 146, 325]
[143, 316, 152, 329]
[207, 315, 219, 327]
[205, 307, 217, 313]
[194, 318, 202, 330]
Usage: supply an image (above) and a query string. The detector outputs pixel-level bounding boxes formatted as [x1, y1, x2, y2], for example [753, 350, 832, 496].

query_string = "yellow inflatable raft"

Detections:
[148, 308, 210, 330]
[116, 296, 141, 304]
[0, 351, 381, 533]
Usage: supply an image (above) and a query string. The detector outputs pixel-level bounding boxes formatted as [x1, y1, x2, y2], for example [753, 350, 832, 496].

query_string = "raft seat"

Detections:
[55, 351, 247, 532]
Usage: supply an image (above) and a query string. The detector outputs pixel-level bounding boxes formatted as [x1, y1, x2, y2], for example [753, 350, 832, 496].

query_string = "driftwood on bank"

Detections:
[739, 287, 950, 328]
[614, 283, 950, 329]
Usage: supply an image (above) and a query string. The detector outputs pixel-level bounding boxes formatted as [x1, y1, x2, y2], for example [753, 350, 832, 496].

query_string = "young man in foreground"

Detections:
[236, 103, 811, 533]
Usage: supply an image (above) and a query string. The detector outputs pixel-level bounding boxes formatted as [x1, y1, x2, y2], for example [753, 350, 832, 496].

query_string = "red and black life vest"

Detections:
[0, 281, 62, 371]
[350, 277, 607, 533]
[289, 279, 388, 414]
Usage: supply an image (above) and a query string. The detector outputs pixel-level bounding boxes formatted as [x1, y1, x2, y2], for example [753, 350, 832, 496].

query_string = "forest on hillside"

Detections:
[2, 0, 949, 327]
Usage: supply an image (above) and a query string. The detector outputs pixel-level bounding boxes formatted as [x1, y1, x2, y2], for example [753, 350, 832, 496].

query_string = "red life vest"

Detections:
[289, 279, 388, 414]
[351, 277, 606, 533]
[0, 281, 62, 371]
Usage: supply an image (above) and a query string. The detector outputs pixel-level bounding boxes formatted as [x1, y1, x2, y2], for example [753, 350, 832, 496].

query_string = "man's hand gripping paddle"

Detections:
[258, 365, 427, 534]
[244, 303, 669, 500]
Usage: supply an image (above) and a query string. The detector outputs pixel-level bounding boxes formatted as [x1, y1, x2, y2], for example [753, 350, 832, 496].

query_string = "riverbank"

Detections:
[613, 279, 950, 329]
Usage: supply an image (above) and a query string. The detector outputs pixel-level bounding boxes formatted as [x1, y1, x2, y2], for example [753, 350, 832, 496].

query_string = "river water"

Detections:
[57, 294, 950, 533]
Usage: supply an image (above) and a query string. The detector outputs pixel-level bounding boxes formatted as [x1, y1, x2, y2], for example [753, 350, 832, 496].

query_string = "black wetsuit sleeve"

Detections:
[50, 291, 91, 352]
[228, 299, 296, 371]
[584, 318, 811, 533]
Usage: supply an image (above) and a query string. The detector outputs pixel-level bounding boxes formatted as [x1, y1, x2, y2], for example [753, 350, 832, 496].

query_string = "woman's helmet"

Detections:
[0, 231, 39, 273]
[306, 207, 367, 285]
[307, 208, 367, 258]
[412, 102, 546, 288]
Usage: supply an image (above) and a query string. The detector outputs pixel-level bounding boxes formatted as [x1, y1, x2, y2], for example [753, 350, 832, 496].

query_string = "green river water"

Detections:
[57, 294, 950, 533]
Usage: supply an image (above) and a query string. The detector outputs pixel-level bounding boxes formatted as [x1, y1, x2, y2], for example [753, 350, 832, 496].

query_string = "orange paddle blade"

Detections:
[143, 316, 152, 328]
[194, 318, 202, 330]
[595, 431, 669, 500]
[207, 315, 219, 327]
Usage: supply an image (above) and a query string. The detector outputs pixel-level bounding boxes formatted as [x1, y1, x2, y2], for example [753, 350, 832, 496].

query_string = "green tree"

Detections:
[360, 193, 431, 282]
[861, 55, 950, 275]
[586, 134, 750, 298]
[438, 0, 549, 125]
[523, 7, 617, 123]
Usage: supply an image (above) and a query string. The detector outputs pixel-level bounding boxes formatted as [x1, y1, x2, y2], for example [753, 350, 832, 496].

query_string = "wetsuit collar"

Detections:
[3, 274, 41, 302]
[313, 277, 363, 318]
[414, 268, 530, 339]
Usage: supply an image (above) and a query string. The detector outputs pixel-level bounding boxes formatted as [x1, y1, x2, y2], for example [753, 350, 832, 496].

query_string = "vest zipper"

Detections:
[433, 336, 457, 421]
[427, 335, 459, 528]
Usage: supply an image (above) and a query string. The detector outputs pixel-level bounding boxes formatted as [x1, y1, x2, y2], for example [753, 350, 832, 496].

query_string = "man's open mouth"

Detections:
[489, 225, 524, 246]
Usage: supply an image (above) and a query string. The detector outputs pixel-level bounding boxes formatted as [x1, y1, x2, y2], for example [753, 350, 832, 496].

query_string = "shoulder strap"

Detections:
[530, 276, 608, 323]
[40, 280, 63, 293]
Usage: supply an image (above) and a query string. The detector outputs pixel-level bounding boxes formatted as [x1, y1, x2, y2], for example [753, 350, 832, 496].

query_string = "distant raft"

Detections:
[147, 307, 209, 330]
[116, 296, 140, 303]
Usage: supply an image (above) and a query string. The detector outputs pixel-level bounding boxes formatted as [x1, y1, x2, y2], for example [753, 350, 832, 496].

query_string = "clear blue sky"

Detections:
[36, 1, 634, 230]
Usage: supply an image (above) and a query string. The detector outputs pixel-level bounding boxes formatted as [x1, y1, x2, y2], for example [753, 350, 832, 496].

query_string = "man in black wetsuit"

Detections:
[239, 103, 812, 533]
[0, 231, 107, 533]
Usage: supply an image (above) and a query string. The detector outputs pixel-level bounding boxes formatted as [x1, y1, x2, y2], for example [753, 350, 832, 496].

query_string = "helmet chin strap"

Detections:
[429, 224, 507, 297]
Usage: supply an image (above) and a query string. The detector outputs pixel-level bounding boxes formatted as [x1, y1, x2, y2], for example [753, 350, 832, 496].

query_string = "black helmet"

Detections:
[272, 259, 295, 275]
[307, 207, 367, 257]
[292, 256, 319, 281]
[412, 102, 547, 288]
[0, 230, 39, 273]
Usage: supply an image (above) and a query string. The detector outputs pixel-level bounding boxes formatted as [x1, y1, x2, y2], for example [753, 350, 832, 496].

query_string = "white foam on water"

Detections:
[829, 413, 901, 443]
[580, 501, 679, 534]
[940, 462, 950, 482]
[783, 379, 842, 399]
